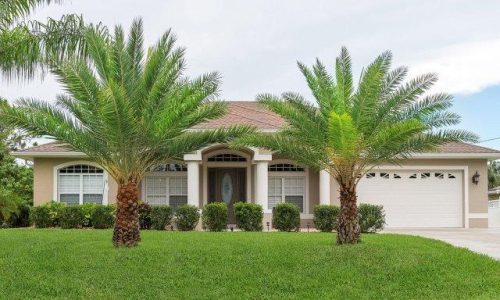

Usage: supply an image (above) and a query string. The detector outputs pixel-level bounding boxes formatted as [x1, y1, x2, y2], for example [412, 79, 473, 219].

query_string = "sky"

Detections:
[1, 0, 500, 148]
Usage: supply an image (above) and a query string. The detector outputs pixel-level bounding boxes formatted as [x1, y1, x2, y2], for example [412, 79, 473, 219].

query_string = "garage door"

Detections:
[357, 170, 463, 227]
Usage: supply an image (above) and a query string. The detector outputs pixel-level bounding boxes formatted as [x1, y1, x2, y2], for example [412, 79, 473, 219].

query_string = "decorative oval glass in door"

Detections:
[221, 173, 233, 204]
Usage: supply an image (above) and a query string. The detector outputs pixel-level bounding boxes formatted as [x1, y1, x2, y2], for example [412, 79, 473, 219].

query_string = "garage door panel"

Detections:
[357, 170, 463, 227]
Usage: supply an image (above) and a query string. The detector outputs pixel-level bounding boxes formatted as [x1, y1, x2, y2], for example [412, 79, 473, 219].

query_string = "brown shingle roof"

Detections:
[13, 101, 500, 156]
[191, 101, 285, 130]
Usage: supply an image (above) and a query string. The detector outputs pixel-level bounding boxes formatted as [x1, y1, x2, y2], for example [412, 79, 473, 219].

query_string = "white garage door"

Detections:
[357, 170, 463, 227]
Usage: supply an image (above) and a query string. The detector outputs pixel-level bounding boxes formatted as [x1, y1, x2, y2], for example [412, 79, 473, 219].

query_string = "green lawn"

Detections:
[0, 230, 499, 299]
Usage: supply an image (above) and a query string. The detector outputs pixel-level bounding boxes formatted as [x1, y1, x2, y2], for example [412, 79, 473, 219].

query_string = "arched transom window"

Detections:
[58, 164, 105, 205]
[207, 153, 246, 162]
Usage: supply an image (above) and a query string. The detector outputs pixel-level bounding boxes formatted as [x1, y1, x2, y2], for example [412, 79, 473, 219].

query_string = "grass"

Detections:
[0, 229, 499, 299]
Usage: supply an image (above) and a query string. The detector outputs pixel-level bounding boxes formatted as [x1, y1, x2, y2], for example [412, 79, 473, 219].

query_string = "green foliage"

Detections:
[150, 205, 173, 230]
[6, 200, 31, 227]
[91, 205, 115, 229]
[488, 160, 500, 189]
[30, 205, 51, 228]
[272, 203, 300, 232]
[138, 201, 152, 229]
[358, 203, 385, 233]
[30, 201, 65, 228]
[202, 202, 227, 231]
[313, 205, 339, 232]
[0, 18, 253, 187]
[59, 206, 85, 229]
[80, 203, 97, 227]
[234, 202, 263, 231]
[0, 188, 21, 222]
[175, 204, 199, 231]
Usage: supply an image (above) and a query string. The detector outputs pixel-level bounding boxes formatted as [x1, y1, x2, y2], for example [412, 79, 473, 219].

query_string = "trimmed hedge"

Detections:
[150, 205, 173, 230]
[138, 202, 152, 229]
[313, 205, 339, 232]
[202, 202, 228, 231]
[30, 201, 65, 228]
[59, 206, 85, 229]
[234, 202, 263, 231]
[175, 204, 200, 231]
[91, 205, 115, 229]
[358, 203, 385, 233]
[81, 203, 97, 227]
[272, 203, 300, 232]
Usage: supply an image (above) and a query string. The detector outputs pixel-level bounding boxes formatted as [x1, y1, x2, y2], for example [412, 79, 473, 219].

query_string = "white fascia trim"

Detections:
[14, 152, 86, 158]
[409, 153, 500, 159]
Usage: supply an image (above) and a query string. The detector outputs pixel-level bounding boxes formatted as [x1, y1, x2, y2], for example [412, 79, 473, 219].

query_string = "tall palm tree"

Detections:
[0, 0, 108, 79]
[236, 47, 477, 244]
[0, 19, 253, 246]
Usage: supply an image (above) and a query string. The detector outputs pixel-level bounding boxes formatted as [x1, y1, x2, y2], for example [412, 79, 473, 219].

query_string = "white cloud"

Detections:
[407, 39, 500, 95]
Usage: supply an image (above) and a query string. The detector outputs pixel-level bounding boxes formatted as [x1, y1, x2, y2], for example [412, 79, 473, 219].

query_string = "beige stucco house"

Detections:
[14, 102, 500, 228]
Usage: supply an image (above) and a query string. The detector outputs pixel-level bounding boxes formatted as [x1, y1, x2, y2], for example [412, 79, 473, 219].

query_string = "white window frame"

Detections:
[142, 168, 188, 206]
[268, 160, 308, 214]
[53, 161, 109, 205]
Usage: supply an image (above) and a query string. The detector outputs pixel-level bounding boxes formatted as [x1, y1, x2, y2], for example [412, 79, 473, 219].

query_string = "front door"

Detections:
[208, 168, 246, 224]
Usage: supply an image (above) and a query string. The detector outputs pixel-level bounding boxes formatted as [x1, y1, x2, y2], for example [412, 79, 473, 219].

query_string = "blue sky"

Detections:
[453, 86, 500, 149]
[1, 0, 500, 150]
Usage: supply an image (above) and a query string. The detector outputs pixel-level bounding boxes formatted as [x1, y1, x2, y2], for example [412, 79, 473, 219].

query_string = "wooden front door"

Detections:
[208, 168, 246, 224]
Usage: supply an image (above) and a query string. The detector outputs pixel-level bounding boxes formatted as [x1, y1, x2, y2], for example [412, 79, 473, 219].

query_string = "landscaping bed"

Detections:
[0, 229, 499, 299]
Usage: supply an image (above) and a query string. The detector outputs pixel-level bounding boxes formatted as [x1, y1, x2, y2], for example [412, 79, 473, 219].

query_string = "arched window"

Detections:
[268, 163, 304, 172]
[58, 164, 105, 205]
[207, 154, 246, 162]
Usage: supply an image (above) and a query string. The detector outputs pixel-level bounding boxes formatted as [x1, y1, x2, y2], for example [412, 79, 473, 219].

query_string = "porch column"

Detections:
[187, 161, 200, 208]
[255, 161, 269, 210]
[319, 170, 331, 205]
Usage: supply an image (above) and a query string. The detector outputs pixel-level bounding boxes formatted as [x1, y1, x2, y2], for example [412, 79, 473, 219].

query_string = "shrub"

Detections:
[46, 201, 66, 226]
[59, 206, 85, 229]
[150, 205, 173, 230]
[313, 205, 339, 232]
[91, 205, 115, 229]
[138, 201, 152, 229]
[234, 202, 263, 231]
[272, 203, 300, 232]
[81, 203, 97, 227]
[30, 201, 67, 228]
[202, 202, 228, 231]
[358, 203, 385, 233]
[7, 201, 31, 227]
[175, 204, 200, 231]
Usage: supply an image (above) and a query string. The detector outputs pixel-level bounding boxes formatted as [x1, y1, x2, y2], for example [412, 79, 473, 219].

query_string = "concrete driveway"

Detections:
[383, 228, 500, 260]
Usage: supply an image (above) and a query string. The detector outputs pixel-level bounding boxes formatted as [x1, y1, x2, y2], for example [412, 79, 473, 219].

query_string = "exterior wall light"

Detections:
[472, 171, 480, 185]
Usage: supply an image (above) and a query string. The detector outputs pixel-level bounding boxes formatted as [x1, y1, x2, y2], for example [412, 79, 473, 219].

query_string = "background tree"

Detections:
[488, 160, 500, 189]
[0, 0, 108, 79]
[236, 47, 476, 244]
[0, 19, 253, 246]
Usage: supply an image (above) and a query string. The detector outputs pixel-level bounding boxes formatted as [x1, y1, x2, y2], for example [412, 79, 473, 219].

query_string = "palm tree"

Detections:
[236, 47, 477, 244]
[0, 0, 108, 79]
[0, 19, 253, 246]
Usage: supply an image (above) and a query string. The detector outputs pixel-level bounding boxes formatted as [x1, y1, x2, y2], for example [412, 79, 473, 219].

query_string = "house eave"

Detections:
[410, 153, 500, 159]
[13, 151, 87, 160]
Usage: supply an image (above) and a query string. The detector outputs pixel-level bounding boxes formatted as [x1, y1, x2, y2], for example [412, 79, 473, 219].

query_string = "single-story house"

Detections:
[14, 101, 500, 228]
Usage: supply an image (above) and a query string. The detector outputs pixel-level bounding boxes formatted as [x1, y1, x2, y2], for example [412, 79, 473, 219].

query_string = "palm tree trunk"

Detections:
[112, 180, 140, 247]
[336, 184, 360, 244]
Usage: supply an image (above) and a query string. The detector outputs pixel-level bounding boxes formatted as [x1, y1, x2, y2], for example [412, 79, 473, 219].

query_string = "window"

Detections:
[448, 173, 456, 179]
[268, 177, 305, 212]
[58, 164, 105, 205]
[208, 154, 246, 162]
[145, 176, 187, 208]
[409, 173, 417, 179]
[435, 172, 444, 179]
[268, 163, 304, 172]
[393, 173, 401, 179]
[380, 173, 389, 179]
[150, 163, 187, 172]
[366, 173, 376, 179]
